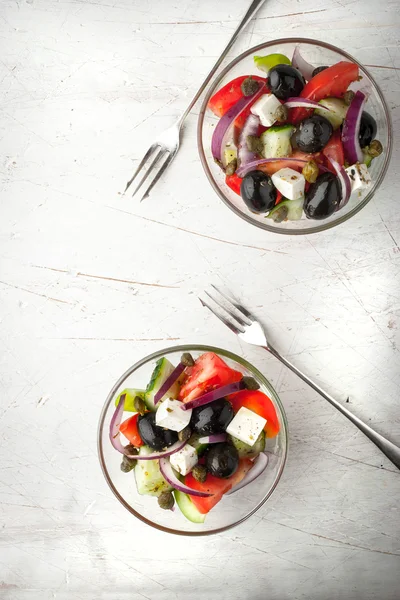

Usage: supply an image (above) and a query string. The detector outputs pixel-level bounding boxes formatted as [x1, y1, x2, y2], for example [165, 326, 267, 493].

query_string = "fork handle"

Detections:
[176, 0, 267, 126]
[264, 344, 400, 471]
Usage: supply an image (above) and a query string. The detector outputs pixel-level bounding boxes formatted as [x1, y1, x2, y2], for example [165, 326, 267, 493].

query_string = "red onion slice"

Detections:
[226, 452, 268, 495]
[236, 157, 329, 179]
[284, 97, 330, 111]
[181, 380, 246, 411]
[211, 83, 265, 164]
[125, 439, 188, 461]
[238, 113, 261, 168]
[198, 434, 227, 445]
[154, 362, 185, 405]
[329, 158, 352, 210]
[292, 46, 315, 81]
[109, 393, 127, 453]
[159, 458, 213, 497]
[341, 90, 366, 164]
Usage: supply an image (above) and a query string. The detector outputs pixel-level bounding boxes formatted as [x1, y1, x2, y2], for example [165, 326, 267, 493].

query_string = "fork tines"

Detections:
[124, 145, 172, 201]
[200, 285, 252, 334]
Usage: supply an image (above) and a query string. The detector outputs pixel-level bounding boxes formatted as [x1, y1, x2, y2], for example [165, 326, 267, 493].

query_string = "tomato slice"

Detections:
[322, 130, 344, 166]
[257, 159, 305, 176]
[185, 458, 253, 514]
[208, 75, 265, 118]
[225, 172, 242, 196]
[179, 352, 242, 404]
[290, 61, 359, 124]
[227, 390, 280, 439]
[119, 413, 144, 447]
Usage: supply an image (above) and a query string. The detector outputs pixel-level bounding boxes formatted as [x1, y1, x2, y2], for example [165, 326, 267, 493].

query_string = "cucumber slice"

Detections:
[134, 446, 173, 497]
[115, 388, 146, 412]
[188, 434, 208, 457]
[145, 357, 180, 411]
[230, 430, 265, 458]
[267, 197, 304, 222]
[254, 53, 291, 73]
[315, 97, 348, 130]
[174, 490, 206, 523]
[261, 125, 295, 159]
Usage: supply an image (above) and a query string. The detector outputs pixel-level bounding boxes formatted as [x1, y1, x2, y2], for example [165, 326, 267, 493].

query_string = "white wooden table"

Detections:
[1, 0, 400, 598]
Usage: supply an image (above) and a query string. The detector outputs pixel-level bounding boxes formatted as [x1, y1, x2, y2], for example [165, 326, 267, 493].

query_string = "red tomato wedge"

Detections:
[322, 130, 345, 166]
[225, 172, 242, 195]
[119, 413, 144, 447]
[257, 159, 305, 176]
[208, 75, 265, 118]
[290, 61, 359, 123]
[179, 352, 242, 404]
[185, 458, 253, 514]
[227, 390, 280, 439]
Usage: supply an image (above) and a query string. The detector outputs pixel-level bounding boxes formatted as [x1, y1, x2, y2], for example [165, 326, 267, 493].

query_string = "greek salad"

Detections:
[110, 352, 280, 523]
[208, 47, 383, 222]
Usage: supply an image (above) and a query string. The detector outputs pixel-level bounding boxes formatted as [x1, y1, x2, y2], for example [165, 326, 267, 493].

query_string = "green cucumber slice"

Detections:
[315, 97, 348, 130]
[174, 490, 206, 523]
[267, 197, 304, 222]
[230, 430, 265, 458]
[134, 446, 173, 497]
[115, 388, 146, 412]
[261, 124, 295, 159]
[145, 357, 180, 411]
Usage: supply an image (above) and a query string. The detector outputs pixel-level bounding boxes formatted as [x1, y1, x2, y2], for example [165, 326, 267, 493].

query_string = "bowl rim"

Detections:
[98, 344, 289, 536]
[197, 37, 393, 235]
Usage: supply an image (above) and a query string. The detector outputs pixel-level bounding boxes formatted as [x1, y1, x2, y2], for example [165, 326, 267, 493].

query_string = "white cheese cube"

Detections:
[227, 406, 267, 447]
[155, 399, 192, 432]
[170, 444, 198, 475]
[250, 93, 282, 127]
[345, 163, 372, 193]
[271, 167, 305, 200]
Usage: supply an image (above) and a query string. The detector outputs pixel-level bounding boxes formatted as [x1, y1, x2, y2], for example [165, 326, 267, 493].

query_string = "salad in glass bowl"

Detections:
[198, 39, 392, 234]
[98, 346, 288, 535]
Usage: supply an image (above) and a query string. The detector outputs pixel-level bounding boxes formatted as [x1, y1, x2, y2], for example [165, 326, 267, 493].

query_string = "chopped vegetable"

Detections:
[341, 90, 366, 164]
[302, 160, 319, 183]
[254, 52, 291, 73]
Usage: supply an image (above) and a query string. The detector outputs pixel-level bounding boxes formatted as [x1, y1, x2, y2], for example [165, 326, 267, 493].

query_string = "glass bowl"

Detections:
[98, 345, 288, 536]
[198, 38, 392, 235]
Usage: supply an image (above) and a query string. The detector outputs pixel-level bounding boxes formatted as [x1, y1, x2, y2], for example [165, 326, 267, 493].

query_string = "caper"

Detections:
[120, 455, 136, 473]
[246, 135, 264, 155]
[242, 376, 260, 391]
[302, 160, 319, 184]
[181, 352, 195, 367]
[269, 204, 288, 223]
[158, 491, 174, 510]
[124, 444, 138, 456]
[133, 396, 146, 415]
[343, 90, 355, 106]
[192, 464, 207, 483]
[367, 139, 383, 157]
[274, 104, 288, 122]
[178, 426, 192, 443]
[241, 76, 259, 97]
[225, 158, 238, 176]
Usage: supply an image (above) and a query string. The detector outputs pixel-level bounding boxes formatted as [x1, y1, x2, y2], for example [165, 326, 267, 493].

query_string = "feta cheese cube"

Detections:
[155, 399, 192, 432]
[345, 163, 372, 193]
[271, 167, 305, 200]
[227, 406, 267, 447]
[170, 444, 198, 476]
[250, 93, 282, 127]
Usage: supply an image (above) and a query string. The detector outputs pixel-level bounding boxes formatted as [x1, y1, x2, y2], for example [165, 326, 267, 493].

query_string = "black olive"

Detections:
[137, 413, 178, 451]
[304, 172, 341, 220]
[294, 115, 333, 153]
[240, 170, 277, 213]
[312, 66, 328, 77]
[267, 64, 305, 100]
[359, 111, 377, 148]
[205, 443, 239, 478]
[190, 399, 234, 436]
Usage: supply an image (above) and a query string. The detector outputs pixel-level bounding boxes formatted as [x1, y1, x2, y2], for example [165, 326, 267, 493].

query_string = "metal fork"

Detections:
[201, 285, 400, 471]
[124, 0, 267, 200]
